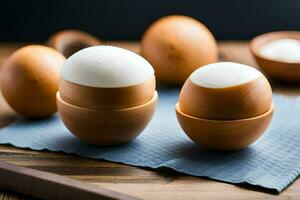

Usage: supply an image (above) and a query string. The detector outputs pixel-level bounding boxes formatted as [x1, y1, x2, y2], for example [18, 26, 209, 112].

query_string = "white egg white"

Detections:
[190, 62, 262, 88]
[61, 46, 154, 88]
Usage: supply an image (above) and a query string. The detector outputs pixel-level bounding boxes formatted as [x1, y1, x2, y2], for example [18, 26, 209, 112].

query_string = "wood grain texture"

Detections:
[59, 76, 156, 110]
[57, 91, 157, 145]
[0, 161, 139, 200]
[0, 41, 300, 200]
[175, 103, 274, 151]
[178, 77, 272, 120]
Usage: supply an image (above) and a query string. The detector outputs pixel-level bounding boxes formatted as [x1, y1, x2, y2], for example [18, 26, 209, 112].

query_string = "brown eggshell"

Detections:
[48, 30, 101, 57]
[179, 77, 272, 120]
[57, 91, 158, 145]
[141, 15, 218, 85]
[0, 45, 66, 118]
[176, 103, 274, 151]
[59, 75, 156, 109]
[250, 31, 300, 82]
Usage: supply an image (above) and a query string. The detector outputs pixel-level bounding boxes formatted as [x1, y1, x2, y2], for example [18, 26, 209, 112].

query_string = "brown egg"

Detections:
[141, 15, 218, 85]
[176, 62, 274, 151]
[57, 46, 157, 145]
[0, 45, 66, 117]
[48, 30, 101, 57]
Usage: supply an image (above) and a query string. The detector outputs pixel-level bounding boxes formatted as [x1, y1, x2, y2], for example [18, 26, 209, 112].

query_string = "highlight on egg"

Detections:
[57, 45, 158, 145]
[141, 15, 218, 85]
[176, 62, 274, 151]
[0, 45, 66, 118]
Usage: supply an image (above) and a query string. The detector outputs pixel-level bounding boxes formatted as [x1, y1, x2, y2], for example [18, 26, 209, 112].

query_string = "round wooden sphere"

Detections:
[0, 45, 66, 117]
[141, 15, 218, 85]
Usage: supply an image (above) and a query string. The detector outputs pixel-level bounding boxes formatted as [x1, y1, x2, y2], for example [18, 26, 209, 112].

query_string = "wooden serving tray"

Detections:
[0, 41, 300, 200]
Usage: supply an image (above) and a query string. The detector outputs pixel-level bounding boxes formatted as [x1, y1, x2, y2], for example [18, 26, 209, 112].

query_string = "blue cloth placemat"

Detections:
[0, 88, 300, 192]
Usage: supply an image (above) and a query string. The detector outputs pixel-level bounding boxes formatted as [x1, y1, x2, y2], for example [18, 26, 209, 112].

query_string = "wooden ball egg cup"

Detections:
[250, 31, 300, 82]
[59, 76, 156, 110]
[57, 91, 158, 146]
[175, 103, 274, 151]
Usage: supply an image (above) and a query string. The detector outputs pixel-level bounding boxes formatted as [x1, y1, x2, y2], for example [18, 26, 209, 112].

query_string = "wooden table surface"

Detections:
[0, 41, 300, 200]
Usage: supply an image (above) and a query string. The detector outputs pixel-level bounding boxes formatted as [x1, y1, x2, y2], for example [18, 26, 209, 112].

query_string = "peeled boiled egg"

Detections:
[0, 45, 66, 117]
[176, 62, 274, 151]
[141, 15, 218, 84]
[57, 46, 157, 145]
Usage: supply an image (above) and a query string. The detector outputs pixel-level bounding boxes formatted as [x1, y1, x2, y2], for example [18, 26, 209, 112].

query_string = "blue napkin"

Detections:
[0, 88, 299, 192]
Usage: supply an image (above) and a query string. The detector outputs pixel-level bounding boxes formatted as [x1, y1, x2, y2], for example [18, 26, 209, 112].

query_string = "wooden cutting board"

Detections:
[0, 41, 300, 200]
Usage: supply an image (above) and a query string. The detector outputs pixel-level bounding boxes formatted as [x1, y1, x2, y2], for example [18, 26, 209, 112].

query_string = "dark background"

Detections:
[1, 0, 300, 42]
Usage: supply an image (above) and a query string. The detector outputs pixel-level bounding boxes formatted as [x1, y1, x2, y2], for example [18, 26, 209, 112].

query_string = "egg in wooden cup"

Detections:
[176, 62, 274, 151]
[57, 46, 157, 145]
